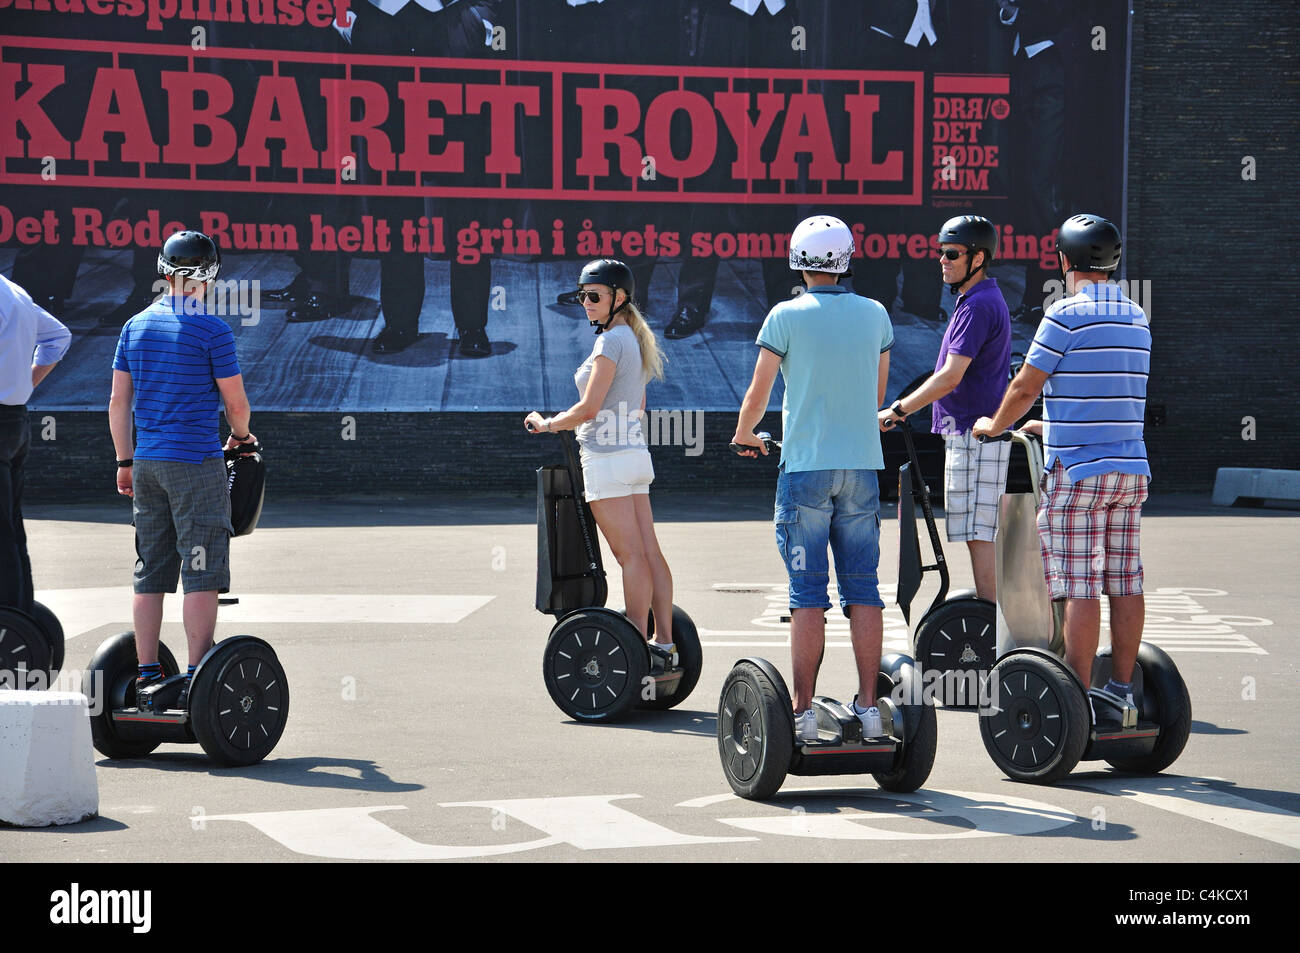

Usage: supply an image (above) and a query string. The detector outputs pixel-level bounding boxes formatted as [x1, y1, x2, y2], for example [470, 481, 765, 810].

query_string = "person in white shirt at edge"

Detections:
[0, 275, 71, 616]
[525, 260, 678, 668]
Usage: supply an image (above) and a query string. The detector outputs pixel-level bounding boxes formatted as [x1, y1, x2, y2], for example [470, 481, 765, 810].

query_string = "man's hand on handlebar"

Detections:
[971, 416, 1002, 441]
[223, 431, 259, 453]
[729, 431, 766, 457]
[878, 407, 905, 432]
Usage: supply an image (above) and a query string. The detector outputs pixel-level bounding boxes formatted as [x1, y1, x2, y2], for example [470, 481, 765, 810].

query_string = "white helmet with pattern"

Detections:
[788, 215, 854, 274]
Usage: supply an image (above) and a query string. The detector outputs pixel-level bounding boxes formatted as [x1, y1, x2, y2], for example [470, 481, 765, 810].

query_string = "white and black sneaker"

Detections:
[850, 695, 884, 739]
[794, 708, 819, 743]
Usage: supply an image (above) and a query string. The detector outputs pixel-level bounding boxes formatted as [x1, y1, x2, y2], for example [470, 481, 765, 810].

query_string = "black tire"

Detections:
[979, 651, 1089, 784]
[872, 654, 937, 793]
[1099, 643, 1192, 774]
[84, 631, 179, 760]
[0, 607, 52, 689]
[638, 605, 703, 711]
[913, 598, 996, 709]
[717, 661, 794, 799]
[543, 610, 648, 722]
[30, 601, 65, 677]
[189, 637, 289, 767]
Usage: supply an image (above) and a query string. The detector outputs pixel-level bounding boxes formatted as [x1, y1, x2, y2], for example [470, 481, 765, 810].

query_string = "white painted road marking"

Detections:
[206, 796, 752, 860]
[1075, 775, 1300, 851]
[34, 588, 495, 641]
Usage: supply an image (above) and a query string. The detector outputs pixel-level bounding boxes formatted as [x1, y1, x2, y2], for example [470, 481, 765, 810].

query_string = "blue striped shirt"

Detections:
[113, 297, 241, 464]
[1024, 282, 1150, 482]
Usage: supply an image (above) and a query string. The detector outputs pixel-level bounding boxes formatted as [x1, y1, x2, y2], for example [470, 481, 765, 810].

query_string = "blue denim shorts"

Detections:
[774, 466, 884, 616]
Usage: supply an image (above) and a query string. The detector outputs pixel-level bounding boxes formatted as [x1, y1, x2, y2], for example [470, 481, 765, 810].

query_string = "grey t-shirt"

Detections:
[575, 325, 649, 453]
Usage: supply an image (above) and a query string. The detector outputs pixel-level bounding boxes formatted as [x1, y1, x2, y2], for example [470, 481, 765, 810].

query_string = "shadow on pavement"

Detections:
[95, 754, 424, 793]
[3, 814, 130, 834]
[556, 708, 717, 737]
[1190, 720, 1248, 736]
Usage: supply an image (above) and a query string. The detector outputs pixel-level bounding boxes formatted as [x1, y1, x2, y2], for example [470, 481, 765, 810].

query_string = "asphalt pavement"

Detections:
[4, 490, 1297, 869]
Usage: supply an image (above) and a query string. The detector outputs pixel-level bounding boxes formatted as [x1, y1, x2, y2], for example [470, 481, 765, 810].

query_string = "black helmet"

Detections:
[1056, 213, 1121, 272]
[938, 215, 998, 294]
[158, 230, 220, 282]
[578, 259, 635, 334]
[578, 258, 635, 298]
[938, 215, 998, 263]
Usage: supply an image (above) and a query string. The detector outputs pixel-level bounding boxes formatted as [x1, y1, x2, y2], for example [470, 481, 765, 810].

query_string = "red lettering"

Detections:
[465, 84, 541, 176]
[643, 90, 715, 180]
[237, 75, 319, 170]
[0, 63, 71, 160]
[844, 94, 903, 181]
[398, 82, 462, 174]
[770, 93, 840, 182]
[85, 0, 113, 12]
[276, 0, 304, 27]
[574, 87, 642, 179]
[161, 71, 236, 165]
[714, 91, 783, 181]
[320, 78, 394, 173]
[305, 0, 332, 27]
[75, 68, 159, 164]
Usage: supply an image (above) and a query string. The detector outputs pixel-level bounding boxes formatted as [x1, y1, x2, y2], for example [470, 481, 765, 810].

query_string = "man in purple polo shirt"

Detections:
[878, 215, 1011, 600]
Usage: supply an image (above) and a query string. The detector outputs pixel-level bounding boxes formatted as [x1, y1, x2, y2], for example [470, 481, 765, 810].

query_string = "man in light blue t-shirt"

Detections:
[733, 215, 894, 743]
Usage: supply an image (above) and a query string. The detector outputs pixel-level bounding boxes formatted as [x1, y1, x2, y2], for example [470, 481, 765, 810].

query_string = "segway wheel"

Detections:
[84, 631, 179, 759]
[30, 601, 65, 678]
[639, 605, 703, 711]
[913, 599, 996, 709]
[718, 662, 793, 799]
[189, 637, 290, 767]
[543, 610, 648, 722]
[1099, 643, 1192, 774]
[872, 653, 937, 793]
[0, 607, 52, 689]
[979, 651, 1089, 784]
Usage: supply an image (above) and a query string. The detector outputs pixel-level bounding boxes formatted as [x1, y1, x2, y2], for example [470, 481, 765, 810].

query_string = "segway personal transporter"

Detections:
[0, 599, 65, 690]
[716, 434, 938, 800]
[893, 419, 997, 708]
[977, 430, 1191, 783]
[83, 442, 290, 766]
[532, 427, 702, 721]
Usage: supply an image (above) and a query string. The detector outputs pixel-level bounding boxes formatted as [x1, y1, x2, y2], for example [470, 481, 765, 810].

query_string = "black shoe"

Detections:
[664, 305, 706, 339]
[135, 674, 164, 711]
[372, 327, 417, 353]
[286, 294, 334, 322]
[556, 290, 582, 306]
[263, 274, 308, 302]
[458, 327, 491, 357]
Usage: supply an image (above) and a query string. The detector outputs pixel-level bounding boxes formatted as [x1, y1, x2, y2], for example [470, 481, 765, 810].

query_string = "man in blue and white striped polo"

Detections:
[973, 214, 1150, 707]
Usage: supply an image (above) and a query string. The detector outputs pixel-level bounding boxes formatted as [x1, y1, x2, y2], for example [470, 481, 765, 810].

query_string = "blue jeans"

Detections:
[775, 466, 884, 616]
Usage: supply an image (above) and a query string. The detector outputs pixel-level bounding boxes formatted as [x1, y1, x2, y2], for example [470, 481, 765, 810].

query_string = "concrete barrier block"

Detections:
[0, 691, 99, 827]
[1212, 468, 1300, 507]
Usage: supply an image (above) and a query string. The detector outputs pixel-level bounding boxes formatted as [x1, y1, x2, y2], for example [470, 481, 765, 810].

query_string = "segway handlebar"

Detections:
[223, 440, 262, 460]
[730, 432, 781, 457]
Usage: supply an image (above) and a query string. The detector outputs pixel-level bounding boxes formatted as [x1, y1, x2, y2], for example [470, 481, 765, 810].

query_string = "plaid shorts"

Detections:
[943, 432, 1011, 543]
[132, 457, 233, 594]
[1036, 459, 1149, 600]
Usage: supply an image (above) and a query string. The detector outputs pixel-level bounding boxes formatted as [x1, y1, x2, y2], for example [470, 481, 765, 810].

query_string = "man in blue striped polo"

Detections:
[108, 230, 258, 710]
[973, 214, 1149, 705]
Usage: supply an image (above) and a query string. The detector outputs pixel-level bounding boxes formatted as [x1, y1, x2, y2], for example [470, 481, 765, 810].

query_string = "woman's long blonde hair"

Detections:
[617, 295, 665, 383]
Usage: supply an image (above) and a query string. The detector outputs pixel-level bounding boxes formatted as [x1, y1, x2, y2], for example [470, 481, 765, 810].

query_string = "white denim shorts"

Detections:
[580, 447, 654, 501]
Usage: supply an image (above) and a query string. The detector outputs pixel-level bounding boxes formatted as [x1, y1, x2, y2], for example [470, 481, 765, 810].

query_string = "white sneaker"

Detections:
[851, 696, 884, 739]
[794, 708, 819, 743]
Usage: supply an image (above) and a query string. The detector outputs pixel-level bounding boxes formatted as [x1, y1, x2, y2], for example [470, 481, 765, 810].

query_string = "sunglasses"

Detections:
[575, 290, 607, 303]
[938, 248, 965, 261]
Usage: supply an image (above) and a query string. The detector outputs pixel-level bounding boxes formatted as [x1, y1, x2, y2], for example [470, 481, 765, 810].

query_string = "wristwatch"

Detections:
[231, 433, 250, 442]
[116, 459, 133, 468]
[891, 400, 906, 418]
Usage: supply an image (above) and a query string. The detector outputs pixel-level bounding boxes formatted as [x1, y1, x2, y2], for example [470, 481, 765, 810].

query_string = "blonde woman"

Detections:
[525, 259, 676, 665]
